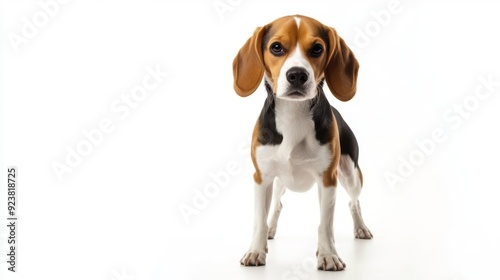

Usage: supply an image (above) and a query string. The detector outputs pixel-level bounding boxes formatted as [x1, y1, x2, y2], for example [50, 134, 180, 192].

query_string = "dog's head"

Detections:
[233, 15, 359, 101]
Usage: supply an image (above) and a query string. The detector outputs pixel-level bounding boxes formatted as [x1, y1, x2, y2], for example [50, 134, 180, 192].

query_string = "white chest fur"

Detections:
[255, 99, 332, 192]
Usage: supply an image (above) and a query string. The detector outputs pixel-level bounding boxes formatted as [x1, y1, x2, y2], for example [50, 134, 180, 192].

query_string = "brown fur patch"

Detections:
[297, 16, 330, 84]
[262, 17, 299, 92]
[322, 111, 341, 187]
[251, 120, 263, 184]
[232, 27, 266, 97]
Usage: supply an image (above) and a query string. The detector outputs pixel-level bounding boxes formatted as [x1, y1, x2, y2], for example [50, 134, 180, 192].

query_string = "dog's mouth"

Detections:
[275, 83, 316, 100]
[277, 90, 316, 101]
[286, 91, 305, 97]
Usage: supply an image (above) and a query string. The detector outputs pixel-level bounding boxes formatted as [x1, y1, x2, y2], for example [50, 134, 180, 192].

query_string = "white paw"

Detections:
[354, 227, 373, 239]
[240, 251, 266, 266]
[317, 254, 346, 271]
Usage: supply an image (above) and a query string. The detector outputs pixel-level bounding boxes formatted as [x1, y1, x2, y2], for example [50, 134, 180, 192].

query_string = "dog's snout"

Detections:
[286, 67, 308, 86]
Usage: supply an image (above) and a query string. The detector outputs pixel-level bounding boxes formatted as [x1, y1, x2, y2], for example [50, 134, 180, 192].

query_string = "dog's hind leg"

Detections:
[267, 177, 286, 239]
[338, 155, 372, 239]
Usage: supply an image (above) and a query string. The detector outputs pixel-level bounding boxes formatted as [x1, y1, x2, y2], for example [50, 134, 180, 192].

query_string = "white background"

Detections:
[1, 0, 500, 279]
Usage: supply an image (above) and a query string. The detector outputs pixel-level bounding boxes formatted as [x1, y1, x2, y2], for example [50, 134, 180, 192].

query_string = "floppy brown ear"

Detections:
[324, 28, 359, 102]
[232, 27, 266, 97]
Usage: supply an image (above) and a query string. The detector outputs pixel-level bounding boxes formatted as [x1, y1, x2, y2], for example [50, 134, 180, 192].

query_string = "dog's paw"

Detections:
[267, 227, 277, 239]
[354, 227, 373, 239]
[317, 254, 346, 271]
[240, 251, 266, 266]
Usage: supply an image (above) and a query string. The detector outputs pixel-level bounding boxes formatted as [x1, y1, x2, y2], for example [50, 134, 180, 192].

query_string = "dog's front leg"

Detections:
[316, 181, 346, 271]
[240, 180, 273, 266]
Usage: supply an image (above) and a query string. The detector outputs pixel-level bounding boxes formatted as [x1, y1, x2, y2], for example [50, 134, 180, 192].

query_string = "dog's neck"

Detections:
[263, 79, 331, 146]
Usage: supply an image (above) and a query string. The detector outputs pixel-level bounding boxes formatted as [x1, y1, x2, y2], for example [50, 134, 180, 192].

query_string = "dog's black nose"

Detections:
[286, 67, 308, 86]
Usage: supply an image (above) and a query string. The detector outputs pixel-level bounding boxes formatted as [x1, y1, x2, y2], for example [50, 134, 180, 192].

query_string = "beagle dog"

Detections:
[233, 15, 372, 271]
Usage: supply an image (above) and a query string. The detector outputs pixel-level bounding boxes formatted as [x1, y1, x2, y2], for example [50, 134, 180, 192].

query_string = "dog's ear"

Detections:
[324, 27, 359, 102]
[233, 27, 266, 97]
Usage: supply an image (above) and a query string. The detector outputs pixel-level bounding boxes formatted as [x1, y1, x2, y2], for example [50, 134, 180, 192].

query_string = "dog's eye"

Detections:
[309, 44, 323, 58]
[270, 42, 285, 56]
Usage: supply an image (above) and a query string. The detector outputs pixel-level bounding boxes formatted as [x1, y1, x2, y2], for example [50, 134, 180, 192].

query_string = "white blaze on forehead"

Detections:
[294, 16, 301, 28]
[275, 42, 316, 99]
